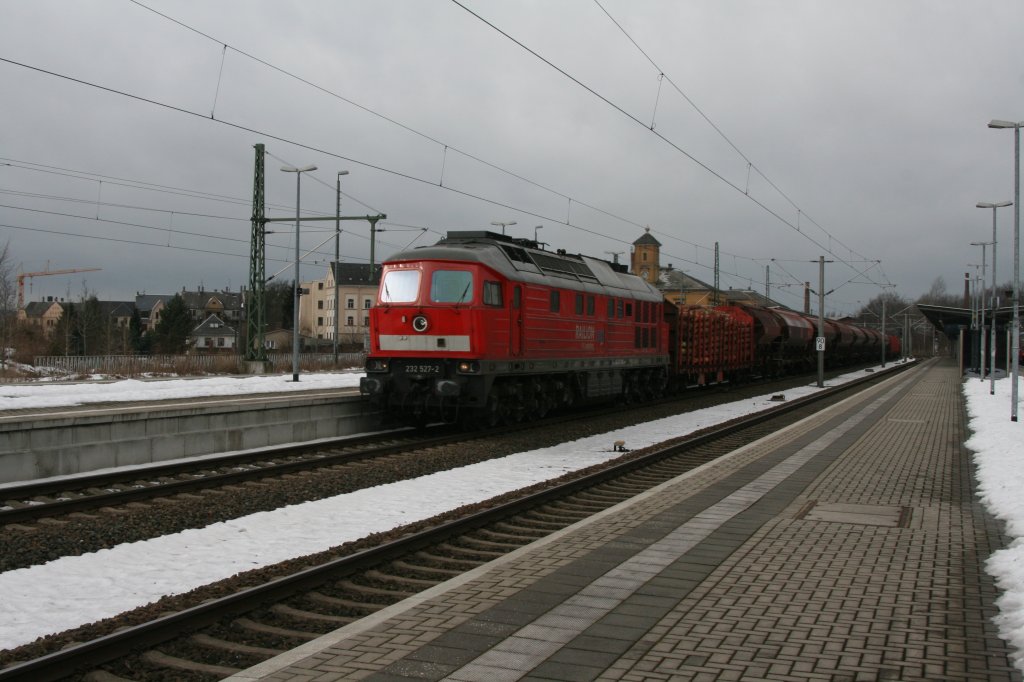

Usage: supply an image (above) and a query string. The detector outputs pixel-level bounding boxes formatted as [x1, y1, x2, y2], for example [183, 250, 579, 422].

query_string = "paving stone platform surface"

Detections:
[226, 359, 1020, 681]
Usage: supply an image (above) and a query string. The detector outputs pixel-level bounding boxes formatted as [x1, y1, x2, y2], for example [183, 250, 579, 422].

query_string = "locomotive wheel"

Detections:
[483, 395, 502, 429]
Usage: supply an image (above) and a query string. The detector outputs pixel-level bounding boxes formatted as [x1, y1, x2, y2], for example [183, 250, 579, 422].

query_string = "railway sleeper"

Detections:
[272, 603, 355, 625]
[233, 617, 320, 641]
[546, 500, 610, 514]
[365, 568, 438, 590]
[492, 520, 552, 537]
[525, 508, 591, 523]
[434, 541, 505, 560]
[458, 535, 523, 551]
[510, 513, 571, 530]
[474, 527, 544, 543]
[307, 590, 387, 613]
[141, 649, 240, 678]
[190, 633, 285, 657]
[81, 671, 134, 682]
[388, 559, 465, 579]
[575, 490, 628, 504]
[414, 549, 483, 570]
[334, 579, 417, 601]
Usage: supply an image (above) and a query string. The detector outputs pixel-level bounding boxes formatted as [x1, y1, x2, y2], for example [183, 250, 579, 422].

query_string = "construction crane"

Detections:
[17, 267, 102, 308]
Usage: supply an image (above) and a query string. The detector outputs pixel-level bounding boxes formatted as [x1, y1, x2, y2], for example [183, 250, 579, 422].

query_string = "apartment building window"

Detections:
[347, 298, 355, 309]
[363, 299, 371, 309]
[317, 300, 324, 309]
[347, 316, 354, 326]
[363, 317, 369, 326]
[317, 316, 323, 326]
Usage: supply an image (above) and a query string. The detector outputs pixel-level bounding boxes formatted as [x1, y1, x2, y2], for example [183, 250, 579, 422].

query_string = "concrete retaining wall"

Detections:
[0, 396, 381, 485]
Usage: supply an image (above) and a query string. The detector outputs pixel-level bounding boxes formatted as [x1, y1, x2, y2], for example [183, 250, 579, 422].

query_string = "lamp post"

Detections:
[880, 284, 896, 368]
[334, 170, 350, 365]
[970, 241, 992, 382]
[989, 119, 1022, 421]
[491, 220, 516, 235]
[978, 200, 1012, 394]
[534, 224, 543, 244]
[281, 163, 317, 382]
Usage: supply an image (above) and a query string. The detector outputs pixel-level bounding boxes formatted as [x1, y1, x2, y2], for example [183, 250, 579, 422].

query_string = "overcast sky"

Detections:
[2, 1, 1023, 316]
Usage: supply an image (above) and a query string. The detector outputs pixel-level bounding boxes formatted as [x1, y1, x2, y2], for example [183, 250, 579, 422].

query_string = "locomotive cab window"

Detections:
[431, 270, 474, 304]
[550, 290, 560, 312]
[575, 293, 584, 315]
[483, 281, 503, 307]
[380, 270, 421, 304]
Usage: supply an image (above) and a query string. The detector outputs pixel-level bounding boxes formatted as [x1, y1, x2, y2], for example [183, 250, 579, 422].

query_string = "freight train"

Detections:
[360, 231, 898, 427]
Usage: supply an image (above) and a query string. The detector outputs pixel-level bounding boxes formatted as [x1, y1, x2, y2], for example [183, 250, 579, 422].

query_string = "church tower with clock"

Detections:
[630, 227, 661, 286]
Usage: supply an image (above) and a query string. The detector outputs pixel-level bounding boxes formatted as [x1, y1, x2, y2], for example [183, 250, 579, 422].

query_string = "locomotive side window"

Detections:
[625, 302, 633, 317]
[550, 290, 560, 312]
[431, 270, 474, 303]
[587, 296, 595, 316]
[617, 299, 624, 318]
[483, 281, 503, 306]
[607, 298, 615, 318]
[380, 270, 421, 303]
[575, 293, 584, 315]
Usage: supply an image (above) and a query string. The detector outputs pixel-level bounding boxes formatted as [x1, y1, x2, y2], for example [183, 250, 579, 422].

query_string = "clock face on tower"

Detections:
[640, 268, 649, 279]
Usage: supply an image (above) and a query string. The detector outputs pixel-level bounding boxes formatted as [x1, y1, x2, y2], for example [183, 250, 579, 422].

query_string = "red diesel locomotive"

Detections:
[360, 231, 899, 426]
[360, 231, 669, 426]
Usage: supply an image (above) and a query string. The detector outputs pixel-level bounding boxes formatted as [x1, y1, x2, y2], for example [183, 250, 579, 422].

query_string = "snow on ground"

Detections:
[2, 359, 1021, 671]
[965, 375, 1024, 670]
[0, 372, 364, 410]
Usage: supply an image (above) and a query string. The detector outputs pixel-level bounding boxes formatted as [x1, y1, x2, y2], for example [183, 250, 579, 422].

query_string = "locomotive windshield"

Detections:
[430, 270, 474, 304]
[380, 269, 421, 304]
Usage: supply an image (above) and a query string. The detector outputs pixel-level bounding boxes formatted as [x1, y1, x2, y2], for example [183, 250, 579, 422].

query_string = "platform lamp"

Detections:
[281, 163, 317, 382]
[491, 220, 516, 236]
[977, 200, 1012, 395]
[970, 242, 992, 382]
[989, 119, 1022, 421]
[334, 170, 350, 365]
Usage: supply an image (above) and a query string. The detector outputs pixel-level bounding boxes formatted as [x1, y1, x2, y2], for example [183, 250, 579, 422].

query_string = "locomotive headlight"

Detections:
[412, 315, 429, 333]
[366, 359, 390, 372]
[457, 360, 480, 374]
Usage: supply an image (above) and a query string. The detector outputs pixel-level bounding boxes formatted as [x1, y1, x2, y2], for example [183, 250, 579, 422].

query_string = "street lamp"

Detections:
[281, 163, 317, 382]
[989, 119, 1023, 421]
[978, 200, 1012, 395]
[491, 220, 516, 235]
[334, 170, 350, 365]
[970, 241, 992, 382]
[534, 224, 543, 244]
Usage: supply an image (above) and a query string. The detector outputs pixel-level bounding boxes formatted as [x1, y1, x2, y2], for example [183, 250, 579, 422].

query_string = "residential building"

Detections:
[136, 287, 245, 332]
[17, 298, 134, 341]
[300, 263, 380, 348]
[16, 299, 65, 336]
[191, 314, 237, 352]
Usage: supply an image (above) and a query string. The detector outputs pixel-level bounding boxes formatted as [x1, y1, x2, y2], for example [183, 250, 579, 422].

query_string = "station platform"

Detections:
[227, 358, 1021, 681]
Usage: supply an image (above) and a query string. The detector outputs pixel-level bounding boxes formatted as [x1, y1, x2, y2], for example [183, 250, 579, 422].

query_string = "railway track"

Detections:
[0, 428, 458, 526]
[0, 361, 915, 681]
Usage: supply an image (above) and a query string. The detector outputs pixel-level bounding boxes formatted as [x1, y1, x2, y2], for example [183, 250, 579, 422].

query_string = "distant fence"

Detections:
[30, 352, 367, 376]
